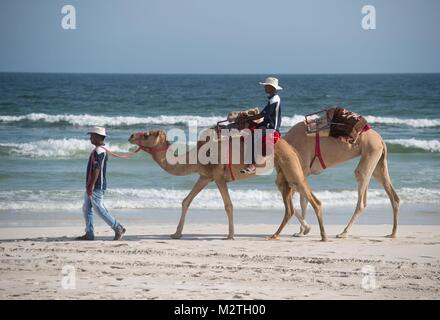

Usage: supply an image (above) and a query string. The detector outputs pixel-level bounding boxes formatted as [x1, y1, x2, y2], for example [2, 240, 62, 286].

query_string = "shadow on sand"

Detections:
[0, 233, 287, 243]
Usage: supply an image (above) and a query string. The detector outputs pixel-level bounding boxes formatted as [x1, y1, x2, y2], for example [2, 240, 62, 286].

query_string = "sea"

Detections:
[0, 73, 439, 226]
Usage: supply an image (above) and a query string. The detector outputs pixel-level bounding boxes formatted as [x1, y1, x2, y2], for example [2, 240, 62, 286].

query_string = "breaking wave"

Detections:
[365, 116, 440, 128]
[0, 113, 225, 127]
[3, 113, 439, 128]
[0, 139, 135, 159]
[1, 137, 439, 159]
[386, 139, 440, 153]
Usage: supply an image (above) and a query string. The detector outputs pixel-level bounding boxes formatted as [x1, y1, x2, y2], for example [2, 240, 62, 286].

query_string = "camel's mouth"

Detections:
[128, 134, 137, 144]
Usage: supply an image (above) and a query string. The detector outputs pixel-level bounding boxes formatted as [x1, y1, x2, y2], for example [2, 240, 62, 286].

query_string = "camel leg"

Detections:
[171, 176, 211, 239]
[293, 194, 310, 237]
[288, 179, 327, 241]
[296, 182, 327, 241]
[337, 150, 383, 239]
[215, 177, 235, 240]
[270, 174, 310, 240]
[269, 175, 293, 240]
[292, 193, 311, 237]
[274, 161, 323, 239]
[373, 153, 400, 238]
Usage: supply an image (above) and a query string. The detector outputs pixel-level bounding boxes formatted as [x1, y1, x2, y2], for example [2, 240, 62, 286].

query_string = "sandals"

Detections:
[240, 165, 256, 175]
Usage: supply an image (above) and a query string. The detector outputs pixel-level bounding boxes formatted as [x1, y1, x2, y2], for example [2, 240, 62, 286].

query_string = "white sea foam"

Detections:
[2, 113, 440, 128]
[365, 116, 440, 128]
[0, 139, 135, 158]
[2, 136, 438, 159]
[1, 187, 438, 211]
[386, 139, 440, 153]
[0, 113, 225, 127]
[0, 113, 303, 127]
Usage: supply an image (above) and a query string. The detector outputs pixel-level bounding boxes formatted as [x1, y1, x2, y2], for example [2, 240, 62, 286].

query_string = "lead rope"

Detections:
[97, 146, 142, 158]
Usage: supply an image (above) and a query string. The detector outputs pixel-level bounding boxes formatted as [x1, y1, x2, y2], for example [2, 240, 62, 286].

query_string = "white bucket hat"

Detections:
[259, 77, 283, 90]
[87, 126, 107, 137]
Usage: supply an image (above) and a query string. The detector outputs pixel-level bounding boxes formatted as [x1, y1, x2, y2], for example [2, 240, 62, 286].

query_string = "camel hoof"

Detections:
[292, 232, 305, 237]
[223, 236, 235, 240]
[336, 233, 348, 239]
[303, 225, 311, 235]
[385, 234, 397, 239]
[267, 235, 279, 240]
[321, 237, 328, 242]
[170, 233, 182, 239]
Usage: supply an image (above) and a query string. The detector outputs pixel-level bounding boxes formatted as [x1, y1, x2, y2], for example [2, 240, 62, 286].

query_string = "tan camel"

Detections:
[128, 129, 327, 241]
[273, 121, 400, 239]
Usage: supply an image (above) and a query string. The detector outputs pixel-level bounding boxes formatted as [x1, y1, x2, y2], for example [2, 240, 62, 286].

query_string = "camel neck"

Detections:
[150, 144, 199, 176]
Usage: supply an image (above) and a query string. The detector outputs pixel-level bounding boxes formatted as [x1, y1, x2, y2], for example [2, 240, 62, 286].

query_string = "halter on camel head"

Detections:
[131, 131, 170, 154]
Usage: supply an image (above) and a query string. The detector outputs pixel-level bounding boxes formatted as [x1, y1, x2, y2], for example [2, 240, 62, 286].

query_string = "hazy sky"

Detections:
[1, 0, 439, 73]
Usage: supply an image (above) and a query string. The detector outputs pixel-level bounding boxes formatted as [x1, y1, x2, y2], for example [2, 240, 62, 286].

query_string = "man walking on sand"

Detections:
[76, 126, 126, 241]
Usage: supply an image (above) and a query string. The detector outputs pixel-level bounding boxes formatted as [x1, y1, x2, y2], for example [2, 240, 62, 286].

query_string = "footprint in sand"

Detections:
[112, 243, 129, 247]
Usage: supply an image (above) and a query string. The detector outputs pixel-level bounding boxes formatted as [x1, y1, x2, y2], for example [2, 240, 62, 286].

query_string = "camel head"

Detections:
[128, 130, 168, 149]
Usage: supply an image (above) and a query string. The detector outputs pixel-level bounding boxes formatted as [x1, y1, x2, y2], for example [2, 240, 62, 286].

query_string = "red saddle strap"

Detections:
[227, 137, 235, 181]
[310, 133, 326, 170]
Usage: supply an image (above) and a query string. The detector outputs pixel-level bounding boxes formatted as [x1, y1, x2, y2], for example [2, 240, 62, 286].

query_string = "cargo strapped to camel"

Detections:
[305, 107, 371, 144]
[215, 107, 262, 133]
[306, 107, 372, 170]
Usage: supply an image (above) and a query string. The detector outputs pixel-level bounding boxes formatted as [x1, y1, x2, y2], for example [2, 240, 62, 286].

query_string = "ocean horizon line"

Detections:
[1, 71, 440, 76]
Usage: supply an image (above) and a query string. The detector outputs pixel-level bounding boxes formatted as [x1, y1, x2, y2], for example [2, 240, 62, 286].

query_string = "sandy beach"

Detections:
[1, 0, 440, 305]
[1, 223, 439, 300]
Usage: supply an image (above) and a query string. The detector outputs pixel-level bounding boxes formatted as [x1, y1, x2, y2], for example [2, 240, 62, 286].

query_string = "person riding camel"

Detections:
[239, 77, 282, 174]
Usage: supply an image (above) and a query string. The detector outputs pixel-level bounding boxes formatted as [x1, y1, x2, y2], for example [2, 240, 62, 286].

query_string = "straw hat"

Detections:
[87, 126, 107, 137]
[259, 77, 283, 90]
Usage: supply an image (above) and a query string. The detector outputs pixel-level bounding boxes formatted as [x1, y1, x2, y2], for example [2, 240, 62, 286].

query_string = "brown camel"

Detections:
[272, 121, 400, 239]
[128, 129, 327, 241]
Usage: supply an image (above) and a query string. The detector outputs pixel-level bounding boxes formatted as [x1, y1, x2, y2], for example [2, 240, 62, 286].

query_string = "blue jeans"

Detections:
[82, 189, 122, 235]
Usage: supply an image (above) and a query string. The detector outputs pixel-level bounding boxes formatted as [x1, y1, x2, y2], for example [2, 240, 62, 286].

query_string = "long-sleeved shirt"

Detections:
[86, 145, 108, 190]
[260, 94, 282, 132]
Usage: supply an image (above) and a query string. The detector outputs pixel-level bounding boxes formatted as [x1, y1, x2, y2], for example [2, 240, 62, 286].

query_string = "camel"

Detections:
[271, 120, 400, 239]
[128, 129, 327, 241]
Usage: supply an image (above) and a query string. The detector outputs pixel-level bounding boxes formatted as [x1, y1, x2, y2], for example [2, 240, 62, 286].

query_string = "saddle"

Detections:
[228, 107, 263, 129]
[305, 107, 370, 144]
[214, 107, 262, 138]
